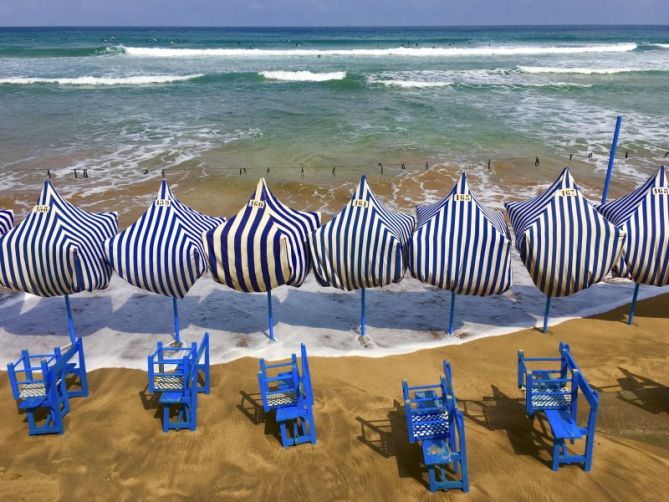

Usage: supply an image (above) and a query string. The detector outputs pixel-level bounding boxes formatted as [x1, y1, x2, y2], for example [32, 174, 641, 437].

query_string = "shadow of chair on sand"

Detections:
[461, 385, 554, 468]
[595, 367, 669, 415]
[356, 400, 438, 491]
[237, 390, 282, 444]
[138, 384, 162, 426]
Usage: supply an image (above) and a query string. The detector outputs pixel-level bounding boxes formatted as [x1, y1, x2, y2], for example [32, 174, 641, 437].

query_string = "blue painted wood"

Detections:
[517, 343, 599, 471]
[601, 115, 623, 206]
[267, 289, 275, 342]
[64, 295, 76, 345]
[628, 283, 641, 325]
[257, 343, 316, 447]
[543, 296, 551, 334]
[172, 296, 181, 344]
[361, 288, 366, 337]
[6, 338, 88, 435]
[448, 292, 456, 336]
[402, 361, 469, 492]
[147, 333, 210, 432]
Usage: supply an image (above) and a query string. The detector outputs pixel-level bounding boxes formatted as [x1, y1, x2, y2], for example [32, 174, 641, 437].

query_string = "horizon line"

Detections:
[1, 23, 669, 29]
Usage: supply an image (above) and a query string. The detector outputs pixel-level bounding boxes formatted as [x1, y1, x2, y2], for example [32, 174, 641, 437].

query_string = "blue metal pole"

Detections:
[601, 115, 622, 205]
[267, 289, 275, 342]
[542, 296, 552, 334]
[628, 283, 640, 325]
[448, 292, 456, 336]
[172, 296, 181, 344]
[360, 288, 366, 337]
[64, 294, 76, 345]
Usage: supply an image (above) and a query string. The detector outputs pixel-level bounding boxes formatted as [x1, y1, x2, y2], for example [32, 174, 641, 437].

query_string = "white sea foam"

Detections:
[518, 66, 650, 75]
[120, 43, 637, 58]
[259, 70, 346, 82]
[0, 74, 204, 86]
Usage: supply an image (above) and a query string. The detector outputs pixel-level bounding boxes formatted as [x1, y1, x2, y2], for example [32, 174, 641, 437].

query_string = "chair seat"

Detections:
[159, 391, 189, 404]
[276, 404, 309, 422]
[154, 375, 184, 391]
[410, 411, 449, 439]
[266, 390, 297, 408]
[18, 396, 48, 409]
[545, 409, 585, 440]
[422, 438, 452, 465]
[531, 392, 571, 409]
[19, 382, 47, 399]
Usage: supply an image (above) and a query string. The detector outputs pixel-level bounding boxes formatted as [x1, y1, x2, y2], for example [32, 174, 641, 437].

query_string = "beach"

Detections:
[0, 293, 667, 500]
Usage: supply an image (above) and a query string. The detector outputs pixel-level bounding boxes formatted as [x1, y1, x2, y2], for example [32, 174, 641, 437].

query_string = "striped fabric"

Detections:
[0, 209, 12, 235]
[105, 180, 225, 298]
[204, 178, 320, 292]
[309, 176, 415, 290]
[410, 173, 513, 295]
[598, 166, 669, 286]
[505, 167, 624, 297]
[0, 181, 118, 297]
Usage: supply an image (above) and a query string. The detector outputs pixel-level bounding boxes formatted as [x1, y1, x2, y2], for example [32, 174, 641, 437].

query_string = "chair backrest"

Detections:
[299, 343, 314, 406]
[258, 352, 300, 412]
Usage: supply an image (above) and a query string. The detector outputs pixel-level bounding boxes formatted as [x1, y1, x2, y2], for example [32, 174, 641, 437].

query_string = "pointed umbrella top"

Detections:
[0, 181, 118, 297]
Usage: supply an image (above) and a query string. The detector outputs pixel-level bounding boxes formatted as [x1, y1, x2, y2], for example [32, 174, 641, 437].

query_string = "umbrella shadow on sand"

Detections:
[595, 367, 669, 415]
[461, 385, 553, 468]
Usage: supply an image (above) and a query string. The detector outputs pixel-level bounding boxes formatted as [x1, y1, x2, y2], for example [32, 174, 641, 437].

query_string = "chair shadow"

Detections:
[461, 385, 553, 468]
[356, 400, 427, 490]
[237, 390, 282, 444]
[596, 367, 669, 414]
[138, 385, 162, 423]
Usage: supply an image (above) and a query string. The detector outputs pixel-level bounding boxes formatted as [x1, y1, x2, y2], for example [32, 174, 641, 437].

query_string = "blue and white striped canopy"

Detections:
[105, 180, 225, 298]
[204, 178, 321, 292]
[410, 173, 512, 295]
[0, 181, 118, 297]
[598, 166, 669, 286]
[0, 209, 12, 235]
[309, 176, 415, 291]
[505, 167, 625, 297]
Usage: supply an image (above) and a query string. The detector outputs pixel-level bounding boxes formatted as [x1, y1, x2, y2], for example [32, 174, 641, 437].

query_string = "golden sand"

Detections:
[0, 294, 667, 500]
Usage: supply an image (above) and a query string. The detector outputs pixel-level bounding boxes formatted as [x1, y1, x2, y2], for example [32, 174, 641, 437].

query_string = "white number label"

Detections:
[248, 200, 265, 209]
[558, 188, 577, 197]
[352, 199, 369, 208]
[652, 187, 669, 195]
[155, 199, 171, 207]
[454, 194, 471, 202]
[33, 205, 50, 213]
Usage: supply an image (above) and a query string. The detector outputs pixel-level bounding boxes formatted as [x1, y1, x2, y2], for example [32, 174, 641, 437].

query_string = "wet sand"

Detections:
[0, 293, 667, 501]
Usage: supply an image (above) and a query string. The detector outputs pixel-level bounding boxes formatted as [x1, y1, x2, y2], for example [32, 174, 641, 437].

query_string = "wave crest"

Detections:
[0, 74, 204, 86]
[259, 71, 346, 82]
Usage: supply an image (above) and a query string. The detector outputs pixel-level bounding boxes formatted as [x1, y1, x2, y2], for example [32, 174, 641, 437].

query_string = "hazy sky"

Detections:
[0, 0, 668, 27]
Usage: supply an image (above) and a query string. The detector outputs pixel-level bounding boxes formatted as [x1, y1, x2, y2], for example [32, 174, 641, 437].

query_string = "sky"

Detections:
[0, 0, 668, 27]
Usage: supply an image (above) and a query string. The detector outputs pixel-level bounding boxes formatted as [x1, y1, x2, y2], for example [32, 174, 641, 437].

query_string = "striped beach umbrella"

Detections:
[505, 167, 625, 333]
[104, 178, 224, 343]
[0, 180, 118, 343]
[0, 209, 13, 234]
[598, 165, 669, 324]
[308, 176, 415, 337]
[409, 172, 512, 334]
[203, 178, 320, 341]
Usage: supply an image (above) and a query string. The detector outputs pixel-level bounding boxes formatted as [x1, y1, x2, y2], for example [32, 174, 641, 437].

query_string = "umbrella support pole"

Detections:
[601, 115, 622, 205]
[360, 288, 366, 337]
[628, 283, 640, 325]
[542, 296, 551, 334]
[64, 294, 76, 345]
[267, 289, 275, 342]
[448, 292, 456, 336]
[172, 296, 181, 344]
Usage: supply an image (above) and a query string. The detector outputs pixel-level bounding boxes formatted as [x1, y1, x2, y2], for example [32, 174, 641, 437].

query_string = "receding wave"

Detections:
[370, 79, 454, 88]
[517, 66, 662, 75]
[259, 70, 346, 82]
[119, 43, 637, 58]
[0, 74, 204, 86]
[0, 45, 123, 58]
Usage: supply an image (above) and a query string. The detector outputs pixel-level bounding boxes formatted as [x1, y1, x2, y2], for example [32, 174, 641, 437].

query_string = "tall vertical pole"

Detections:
[172, 296, 181, 344]
[64, 294, 76, 345]
[542, 296, 551, 334]
[267, 289, 275, 342]
[601, 115, 622, 205]
[448, 292, 456, 336]
[627, 283, 640, 325]
[360, 288, 366, 337]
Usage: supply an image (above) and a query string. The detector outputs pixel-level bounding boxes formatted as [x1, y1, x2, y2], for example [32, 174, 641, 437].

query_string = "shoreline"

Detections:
[1, 293, 667, 500]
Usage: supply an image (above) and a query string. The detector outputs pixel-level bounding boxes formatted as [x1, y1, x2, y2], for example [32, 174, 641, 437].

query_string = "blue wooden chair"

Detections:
[148, 333, 210, 432]
[518, 342, 599, 471]
[257, 343, 316, 447]
[402, 361, 469, 493]
[6, 337, 88, 435]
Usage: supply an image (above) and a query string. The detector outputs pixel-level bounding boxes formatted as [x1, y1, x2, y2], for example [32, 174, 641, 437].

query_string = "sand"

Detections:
[0, 294, 667, 501]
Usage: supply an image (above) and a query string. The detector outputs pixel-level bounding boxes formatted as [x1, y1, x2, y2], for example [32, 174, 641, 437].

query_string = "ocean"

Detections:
[1, 26, 668, 198]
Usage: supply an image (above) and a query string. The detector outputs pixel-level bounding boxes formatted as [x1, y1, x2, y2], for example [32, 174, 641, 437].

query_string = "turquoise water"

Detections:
[1, 26, 668, 192]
